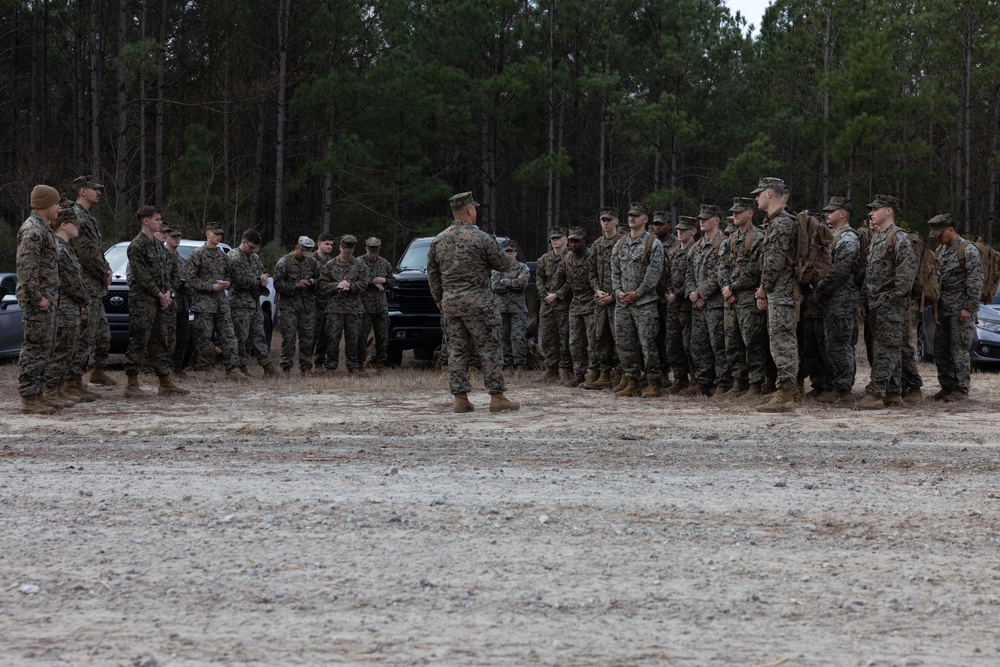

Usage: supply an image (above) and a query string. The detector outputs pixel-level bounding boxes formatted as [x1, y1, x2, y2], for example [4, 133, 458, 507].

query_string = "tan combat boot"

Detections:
[755, 387, 796, 413]
[239, 364, 253, 378]
[742, 382, 763, 398]
[542, 366, 559, 383]
[665, 375, 689, 396]
[124, 375, 147, 398]
[681, 383, 712, 397]
[583, 368, 600, 385]
[559, 367, 573, 384]
[761, 379, 777, 395]
[564, 373, 584, 388]
[64, 377, 97, 403]
[489, 393, 520, 413]
[615, 378, 642, 398]
[853, 393, 886, 410]
[817, 388, 851, 403]
[582, 370, 611, 390]
[41, 386, 70, 409]
[942, 389, 968, 402]
[262, 363, 279, 378]
[726, 378, 750, 398]
[805, 387, 826, 399]
[454, 392, 475, 413]
[609, 368, 623, 390]
[57, 386, 80, 406]
[227, 367, 251, 382]
[642, 379, 662, 398]
[20, 395, 56, 415]
[158, 374, 190, 396]
[89, 368, 118, 386]
[901, 387, 923, 405]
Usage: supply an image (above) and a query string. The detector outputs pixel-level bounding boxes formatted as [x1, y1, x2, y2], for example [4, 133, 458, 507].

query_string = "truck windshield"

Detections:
[397, 238, 433, 270]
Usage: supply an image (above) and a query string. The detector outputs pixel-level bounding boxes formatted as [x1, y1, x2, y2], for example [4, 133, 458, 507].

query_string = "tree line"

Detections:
[1, 0, 998, 268]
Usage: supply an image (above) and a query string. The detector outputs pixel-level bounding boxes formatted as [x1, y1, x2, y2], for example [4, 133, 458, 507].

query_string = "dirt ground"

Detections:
[2, 344, 1000, 666]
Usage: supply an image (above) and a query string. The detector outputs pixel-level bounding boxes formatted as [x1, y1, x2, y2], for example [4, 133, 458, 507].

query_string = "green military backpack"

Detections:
[957, 238, 1000, 303]
[792, 210, 833, 286]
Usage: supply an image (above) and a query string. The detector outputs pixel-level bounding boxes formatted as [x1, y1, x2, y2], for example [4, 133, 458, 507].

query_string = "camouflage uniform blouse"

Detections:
[666, 243, 693, 311]
[187, 245, 233, 313]
[358, 254, 396, 313]
[726, 225, 765, 307]
[561, 249, 596, 316]
[759, 210, 798, 306]
[273, 253, 320, 310]
[491, 261, 529, 314]
[938, 236, 983, 317]
[70, 203, 111, 297]
[317, 255, 368, 314]
[227, 247, 269, 310]
[126, 232, 170, 302]
[863, 224, 916, 313]
[813, 226, 861, 308]
[536, 250, 570, 314]
[427, 221, 510, 318]
[589, 232, 622, 296]
[611, 231, 663, 308]
[16, 214, 60, 310]
[686, 231, 724, 307]
[55, 237, 90, 309]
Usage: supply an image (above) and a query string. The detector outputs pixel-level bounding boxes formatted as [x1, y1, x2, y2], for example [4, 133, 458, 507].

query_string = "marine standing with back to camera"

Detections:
[427, 192, 519, 413]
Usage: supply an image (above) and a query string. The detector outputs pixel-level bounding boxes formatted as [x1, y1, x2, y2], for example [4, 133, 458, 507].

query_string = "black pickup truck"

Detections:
[385, 236, 537, 366]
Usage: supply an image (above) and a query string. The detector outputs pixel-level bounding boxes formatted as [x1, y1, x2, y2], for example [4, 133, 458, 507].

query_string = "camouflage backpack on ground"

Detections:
[957, 238, 1000, 303]
[791, 210, 833, 286]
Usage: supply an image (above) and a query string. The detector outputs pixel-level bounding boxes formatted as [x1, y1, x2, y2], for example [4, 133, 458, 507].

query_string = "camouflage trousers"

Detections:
[864, 306, 905, 397]
[446, 310, 507, 395]
[278, 304, 315, 371]
[823, 302, 858, 392]
[126, 296, 173, 377]
[171, 302, 190, 369]
[69, 295, 99, 377]
[313, 307, 329, 367]
[727, 304, 765, 384]
[193, 308, 240, 371]
[540, 308, 571, 369]
[356, 309, 389, 366]
[568, 309, 597, 378]
[592, 303, 618, 372]
[500, 311, 528, 366]
[767, 302, 799, 391]
[48, 303, 82, 389]
[615, 303, 661, 381]
[902, 302, 923, 390]
[690, 305, 730, 389]
[232, 306, 272, 368]
[664, 304, 691, 380]
[325, 312, 361, 370]
[18, 307, 57, 397]
[799, 311, 830, 390]
[933, 314, 974, 393]
[656, 301, 669, 376]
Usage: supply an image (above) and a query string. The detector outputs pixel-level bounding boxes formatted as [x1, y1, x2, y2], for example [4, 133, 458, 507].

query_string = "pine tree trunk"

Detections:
[90, 0, 101, 177]
[273, 0, 289, 244]
[138, 0, 146, 204]
[115, 0, 128, 215]
[155, 0, 167, 204]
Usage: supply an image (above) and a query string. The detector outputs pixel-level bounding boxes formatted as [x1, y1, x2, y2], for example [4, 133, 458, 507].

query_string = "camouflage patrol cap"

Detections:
[651, 211, 669, 225]
[548, 227, 567, 239]
[675, 216, 698, 231]
[567, 226, 587, 240]
[364, 236, 381, 247]
[297, 235, 316, 249]
[56, 201, 80, 225]
[166, 226, 183, 237]
[502, 239, 518, 250]
[729, 197, 755, 213]
[866, 194, 900, 211]
[927, 213, 954, 239]
[599, 207, 618, 221]
[697, 204, 722, 220]
[449, 191, 480, 209]
[72, 175, 105, 190]
[822, 196, 853, 213]
[627, 202, 648, 217]
[206, 223, 225, 235]
[340, 234, 357, 246]
[751, 177, 786, 195]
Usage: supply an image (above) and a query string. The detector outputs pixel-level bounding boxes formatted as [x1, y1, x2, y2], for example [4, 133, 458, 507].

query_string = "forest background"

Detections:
[1, 0, 998, 267]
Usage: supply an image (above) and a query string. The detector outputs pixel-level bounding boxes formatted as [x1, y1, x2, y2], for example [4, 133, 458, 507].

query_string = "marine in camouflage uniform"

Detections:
[227, 230, 274, 374]
[310, 235, 336, 368]
[355, 237, 396, 368]
[317, 235, 368, 373]
[490, 240, 530, 368]
[611, 202, 663, 397]
[857, 195, 916, 407]
[163, 227, 192, 373]
[537, 228, 572, 380]
[651, 211, 674, 380]
[813, 197, 861, 402]
[901, 230, 929, 401]
[187, 225, 242, 376]
[273, 237, 320, 372]
[583, 208, 623, 389]
[929, 214, 983, 400]
[16, 186, 61, 411]
[685, 204, 730, 394]
[561, 227, 598, 385]
[69, 176, 114, 386]
[124, 207, 175, 387]
[753, 177, 799, 412]
[47, 207, 91, 402]
[427, 192, 518, 413]
[719, 198, 765, 395]
[663, 217, 697, 393]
